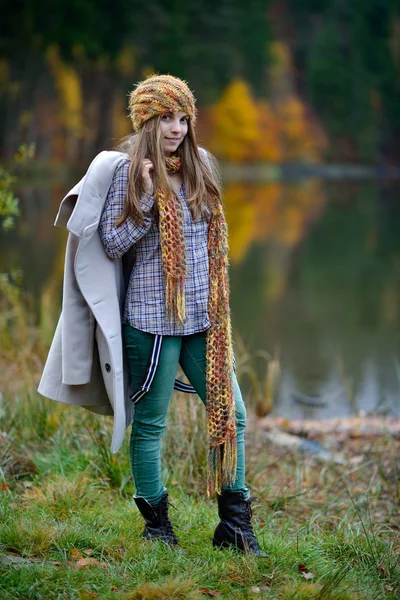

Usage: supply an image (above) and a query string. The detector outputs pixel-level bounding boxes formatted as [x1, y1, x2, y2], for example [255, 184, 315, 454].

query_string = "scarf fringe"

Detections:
[158, 157, 237, 498]
[206, 429, 237, 497]
[165, 274, 186, 324]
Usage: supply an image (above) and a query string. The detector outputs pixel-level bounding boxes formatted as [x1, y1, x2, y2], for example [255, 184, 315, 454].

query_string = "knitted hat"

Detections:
[129, 74, 197, 131]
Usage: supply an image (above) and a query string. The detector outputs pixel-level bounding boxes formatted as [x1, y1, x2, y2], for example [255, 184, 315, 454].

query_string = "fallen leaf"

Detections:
[227, 574, 244, 583]
[111, 586, 118, 592]
[75, 557, 100, 570]
[298, 564, 308, 573]
[302, 572, 315, 580]
[85, 594, 98, 599]
[199, 589, 221, 597]
[83, 549, 93, 555]
[378, 564, 389, 577]
[251, 587, 260, 593]
[0, 483, 9, 492]
[70, 548, 82, 561]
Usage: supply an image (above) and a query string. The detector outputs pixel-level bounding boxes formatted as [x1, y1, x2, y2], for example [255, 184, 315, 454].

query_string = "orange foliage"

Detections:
[206, 41, 328, 163]
[249, 101, 283, 162]
[209, 79, 259, 161]
[46, 46, 83, 137]
[224, 184, 256, 263]
[277, 96, 326, 162]
[252, 183, 282, 239]
[223, 180, 326, 264]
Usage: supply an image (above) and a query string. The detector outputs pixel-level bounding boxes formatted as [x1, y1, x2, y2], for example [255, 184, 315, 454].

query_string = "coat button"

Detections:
[105, 363, 111, 373]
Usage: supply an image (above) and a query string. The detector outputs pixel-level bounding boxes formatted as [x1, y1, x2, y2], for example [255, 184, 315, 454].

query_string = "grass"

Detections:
[1, 389, 400, 600]
[0, 289, 399, 598]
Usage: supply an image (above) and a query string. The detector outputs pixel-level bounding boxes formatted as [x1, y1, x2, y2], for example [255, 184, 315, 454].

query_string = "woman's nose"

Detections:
[170, 120, 182, 133]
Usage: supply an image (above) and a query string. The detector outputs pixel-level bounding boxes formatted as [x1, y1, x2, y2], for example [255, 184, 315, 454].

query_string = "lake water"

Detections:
[1, 174, 399, 419]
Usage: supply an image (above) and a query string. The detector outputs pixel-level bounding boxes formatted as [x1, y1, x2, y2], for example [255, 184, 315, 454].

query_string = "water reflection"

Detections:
[228, 179, 400, 418]
[1, 176, 399, 418]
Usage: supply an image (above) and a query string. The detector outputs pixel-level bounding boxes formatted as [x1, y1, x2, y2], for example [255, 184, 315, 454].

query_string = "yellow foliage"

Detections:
[279, 203, 305, 246]
[223, 180, 326, 264]
[46, 46, 83, 136]
[209, 79, 259, 161]
[112, 93, 132, 141]
[224, 184, 257, 263]
[116, 44, 136, 76]
[266, 40, 327, 162]
[214, 152, 326, 266]
[205, 65, 327, 163]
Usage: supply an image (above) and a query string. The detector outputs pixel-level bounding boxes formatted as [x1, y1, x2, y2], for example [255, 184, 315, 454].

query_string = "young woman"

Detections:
[98, 74, 264, 555]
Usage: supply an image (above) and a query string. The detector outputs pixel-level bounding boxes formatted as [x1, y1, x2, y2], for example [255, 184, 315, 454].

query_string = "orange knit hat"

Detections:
[129, 74, 197, 131]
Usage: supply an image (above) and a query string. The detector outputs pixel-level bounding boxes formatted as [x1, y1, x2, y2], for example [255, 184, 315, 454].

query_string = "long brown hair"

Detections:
[115, 116, 222, 226]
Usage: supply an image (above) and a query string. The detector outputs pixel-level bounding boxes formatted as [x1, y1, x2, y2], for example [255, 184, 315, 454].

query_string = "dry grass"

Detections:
[1, 292, 400, 598]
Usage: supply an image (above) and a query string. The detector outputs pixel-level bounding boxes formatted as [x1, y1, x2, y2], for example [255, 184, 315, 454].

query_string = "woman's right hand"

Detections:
[142, 159, 154, 195]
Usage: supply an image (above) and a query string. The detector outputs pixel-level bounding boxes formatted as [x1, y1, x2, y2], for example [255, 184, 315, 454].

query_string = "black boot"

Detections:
[134, 492, 178, 546]
[212, 490, 267, 556]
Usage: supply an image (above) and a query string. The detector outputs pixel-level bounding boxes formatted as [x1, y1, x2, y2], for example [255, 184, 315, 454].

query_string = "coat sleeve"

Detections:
[98, 161, 155, 259]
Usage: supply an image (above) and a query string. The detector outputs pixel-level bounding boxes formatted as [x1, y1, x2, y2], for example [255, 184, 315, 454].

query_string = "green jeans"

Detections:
[124, 325, 249, 504]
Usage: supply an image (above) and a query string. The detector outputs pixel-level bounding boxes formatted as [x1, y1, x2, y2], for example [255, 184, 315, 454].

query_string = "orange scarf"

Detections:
[157, 156, 236, 496]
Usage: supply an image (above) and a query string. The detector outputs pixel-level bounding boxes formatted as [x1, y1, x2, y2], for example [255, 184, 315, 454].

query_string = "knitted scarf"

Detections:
[157, 156, 237, 496]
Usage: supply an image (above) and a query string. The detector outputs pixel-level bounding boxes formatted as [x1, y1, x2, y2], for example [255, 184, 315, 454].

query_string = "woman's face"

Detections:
[160, 111, 189, 156]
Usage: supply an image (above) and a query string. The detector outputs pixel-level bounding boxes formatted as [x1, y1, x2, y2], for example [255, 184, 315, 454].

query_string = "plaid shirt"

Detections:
[98, 160, 211, 335]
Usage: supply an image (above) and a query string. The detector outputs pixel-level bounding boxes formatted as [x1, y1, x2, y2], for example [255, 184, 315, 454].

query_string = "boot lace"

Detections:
[158, 498, 177, 538]
[240, 496, 259, 548]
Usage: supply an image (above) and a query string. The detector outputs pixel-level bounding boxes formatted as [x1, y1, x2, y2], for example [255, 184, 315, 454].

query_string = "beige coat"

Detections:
[38, 150, 132, 453]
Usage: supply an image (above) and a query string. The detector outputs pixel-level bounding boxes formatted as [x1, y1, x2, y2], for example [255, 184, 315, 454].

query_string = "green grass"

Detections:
[1, 391, 400, 599]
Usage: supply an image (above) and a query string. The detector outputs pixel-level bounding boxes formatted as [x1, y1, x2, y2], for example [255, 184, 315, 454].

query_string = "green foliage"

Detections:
[0, 0, 135, 62]
[288, 0, 400, 159]
[0, 1, 271, 101]
[0, 143, 35, 230]
[0, 168, 19, 230]
[2, 1, 400, 158]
